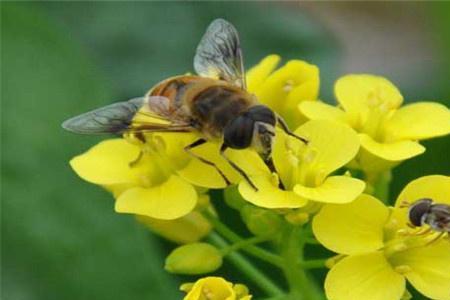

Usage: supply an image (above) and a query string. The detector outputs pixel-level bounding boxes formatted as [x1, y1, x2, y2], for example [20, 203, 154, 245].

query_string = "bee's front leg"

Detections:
[276, 114, 308, 144]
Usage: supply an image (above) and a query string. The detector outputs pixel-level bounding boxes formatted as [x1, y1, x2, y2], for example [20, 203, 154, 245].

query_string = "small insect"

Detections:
[406, 198, 450, 238]
[62, 19, 306, 190]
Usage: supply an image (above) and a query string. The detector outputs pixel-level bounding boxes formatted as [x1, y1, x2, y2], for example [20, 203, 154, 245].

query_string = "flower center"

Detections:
[284, 138, 325, 188]
[383, 221, 446, 273]
[283, 79, 295, 93]
[360, 88, 396, 141]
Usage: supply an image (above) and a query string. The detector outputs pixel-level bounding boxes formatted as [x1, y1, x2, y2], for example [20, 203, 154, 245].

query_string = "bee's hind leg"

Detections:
[184, 138, 231, 186]
[220, 144, 258, 191]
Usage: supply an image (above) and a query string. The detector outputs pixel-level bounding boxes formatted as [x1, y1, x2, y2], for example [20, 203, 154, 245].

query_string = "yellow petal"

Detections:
[295, 120, 360, 178]
[238, 175, 307, 209]
[176, 142, 239, 188]
[136, 211, 212, 244]
[177, 142, 268, 188]
[325, 252, 405, 300]
[246, 54, 280, 93]
[383, 102, 450, 141]
[389, 239, 450, 300]
[313, 194, 389, 255]
[254, 60, 319, 126]
[396, 175, 450, 207]
[151, 132, 198, 169]
[359, 133, 425, 161]
[70, 139, 146, 185]
[299, 101, 348, 123]
[115, 175, 196, 220]
[294, 175, 366, 204]
[335, 74, 403, 122]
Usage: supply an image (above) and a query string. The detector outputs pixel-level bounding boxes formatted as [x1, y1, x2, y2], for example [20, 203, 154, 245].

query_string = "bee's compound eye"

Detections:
[247, 105, 276, 126]
[223, 115, 254, 149]
[408, 198, 433, 227]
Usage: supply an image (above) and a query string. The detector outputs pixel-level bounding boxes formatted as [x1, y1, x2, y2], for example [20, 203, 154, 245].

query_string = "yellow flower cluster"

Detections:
[68, 55, 450, 300]
[180, 277, 252, 300]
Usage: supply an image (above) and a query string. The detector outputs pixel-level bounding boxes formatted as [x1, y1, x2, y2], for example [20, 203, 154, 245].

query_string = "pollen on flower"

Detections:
[283, 79, 295, 92]
[384, 240, 408, 257]
[139, 174, 153, 188]
[394, 265, 412, 274]
[367, 88, 383, 107]
[287, 151, 299, 167]
[302, 148, 318, 164]
[203, 288, 214, 300]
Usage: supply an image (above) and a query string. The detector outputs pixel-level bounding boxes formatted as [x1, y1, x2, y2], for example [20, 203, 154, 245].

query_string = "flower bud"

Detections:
[240, 205, 282, 236]
[233, 283, 250, 298]
[136, 211, 211, 244]
[224, 186, 247, 210]
[284, 211, 309, 225]
[165, 243, 222, 275]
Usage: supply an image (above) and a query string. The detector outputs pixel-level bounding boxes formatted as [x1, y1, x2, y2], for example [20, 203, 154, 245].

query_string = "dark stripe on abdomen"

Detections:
[192, 86, 249, 131]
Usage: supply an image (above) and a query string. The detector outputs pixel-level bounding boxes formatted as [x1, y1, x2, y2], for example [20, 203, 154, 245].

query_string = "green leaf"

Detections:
[1, 3, 179, 300]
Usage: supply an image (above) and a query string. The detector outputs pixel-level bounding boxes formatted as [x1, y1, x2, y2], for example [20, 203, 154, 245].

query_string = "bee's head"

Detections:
[408, 198, 433, 227]
[223, 105, 276, 160]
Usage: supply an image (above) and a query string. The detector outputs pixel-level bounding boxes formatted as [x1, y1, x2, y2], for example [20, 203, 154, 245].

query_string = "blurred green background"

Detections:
[2, 2, 449, 300]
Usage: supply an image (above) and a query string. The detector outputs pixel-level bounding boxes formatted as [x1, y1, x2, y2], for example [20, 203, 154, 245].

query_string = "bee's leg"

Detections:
[184, 138, 231, 186]
[412, 226, 432, 236]
[129, 150, 144, 168]
[424, 231, 445, 246]
[276, 114, 308, 144]
[264, 156, 285, 190]
[220, 144, 258, 191]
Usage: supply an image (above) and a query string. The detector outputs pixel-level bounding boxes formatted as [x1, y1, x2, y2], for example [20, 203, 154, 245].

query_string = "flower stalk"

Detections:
[280, 225, 324, 300]
[208, 232, 284, 297]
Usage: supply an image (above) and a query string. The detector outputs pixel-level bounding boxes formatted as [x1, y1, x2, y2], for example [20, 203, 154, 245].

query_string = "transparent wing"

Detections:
[62, 96, 193, 135]
[194, 18, 246, 89]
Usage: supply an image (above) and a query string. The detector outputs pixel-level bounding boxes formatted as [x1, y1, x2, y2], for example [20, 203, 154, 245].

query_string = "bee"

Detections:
[407, 198, 450, 233]
[62, 19, 306, 190]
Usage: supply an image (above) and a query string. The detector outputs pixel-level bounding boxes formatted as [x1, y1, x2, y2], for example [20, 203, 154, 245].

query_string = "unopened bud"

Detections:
[165, 243, 222, 275]
[241, 205, 282, 236]
[233, 284, 250, 298]
[136, 211, 211, 244]
[285, 211, 309, 225]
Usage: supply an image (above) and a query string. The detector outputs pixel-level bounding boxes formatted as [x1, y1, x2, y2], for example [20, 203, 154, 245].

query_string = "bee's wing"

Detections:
[194, 18, 246, 89]
[62, 96, 193, 135]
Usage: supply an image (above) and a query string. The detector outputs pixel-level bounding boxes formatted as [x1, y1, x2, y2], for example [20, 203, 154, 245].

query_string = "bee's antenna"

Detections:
[399, 200, 410, 208]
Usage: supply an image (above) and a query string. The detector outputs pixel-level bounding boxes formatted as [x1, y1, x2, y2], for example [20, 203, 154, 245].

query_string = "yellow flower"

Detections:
[299, 74, 450, 173]
[247, 55, 320, 128]
[70, 137, 195, 219]
[313, 175, 450, 300]
[181, 277, 252, 300]
[239, 120, 366, 209]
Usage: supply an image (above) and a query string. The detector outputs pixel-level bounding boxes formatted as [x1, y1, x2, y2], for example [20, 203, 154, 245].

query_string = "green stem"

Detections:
[203, 211, 283, 267]
[280, 225, 324, 300]
[299, 259, 327, 269]
[208, 232, 284, 297]
[221, 235, 270, 255]
[304, 237, 320, 245]
[368, 170, 392, 203]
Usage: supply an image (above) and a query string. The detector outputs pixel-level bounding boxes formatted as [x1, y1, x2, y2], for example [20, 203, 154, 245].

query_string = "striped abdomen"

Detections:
[190, 85, 253, 137]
